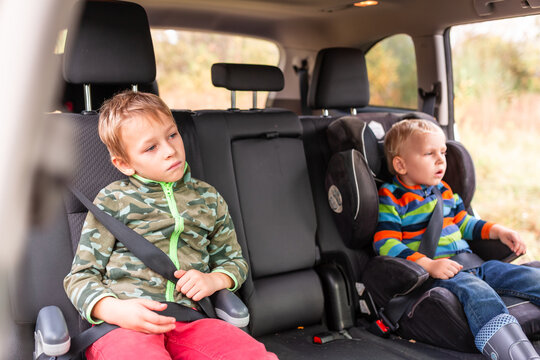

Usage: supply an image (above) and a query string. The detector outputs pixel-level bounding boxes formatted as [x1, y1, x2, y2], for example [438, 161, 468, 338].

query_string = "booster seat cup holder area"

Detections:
[324, 113, 540, 352]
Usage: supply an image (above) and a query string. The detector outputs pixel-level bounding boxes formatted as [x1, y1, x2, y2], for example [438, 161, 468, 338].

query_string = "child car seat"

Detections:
[325, 113, 540, 351]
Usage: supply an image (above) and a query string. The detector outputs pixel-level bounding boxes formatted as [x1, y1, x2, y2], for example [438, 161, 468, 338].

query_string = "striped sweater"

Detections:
[374, 177, 494, 262]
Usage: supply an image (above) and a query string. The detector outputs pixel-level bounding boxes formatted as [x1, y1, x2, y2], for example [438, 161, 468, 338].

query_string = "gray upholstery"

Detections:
[193, 109, 325, 336]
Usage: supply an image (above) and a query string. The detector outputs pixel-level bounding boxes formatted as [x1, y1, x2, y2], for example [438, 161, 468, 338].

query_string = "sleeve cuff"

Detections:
[85, 293, 117, 324]
[212, 269, 239, 292]
[407, 252, 426, 262]
[482, 222, 496, 240]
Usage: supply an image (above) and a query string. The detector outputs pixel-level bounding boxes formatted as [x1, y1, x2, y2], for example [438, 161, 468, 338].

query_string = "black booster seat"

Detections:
[324, 113, 540, 352]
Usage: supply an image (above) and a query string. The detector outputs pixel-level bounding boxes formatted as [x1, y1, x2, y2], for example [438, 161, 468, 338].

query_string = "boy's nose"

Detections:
[436, 154, 445, 164]
[163, 143, 176, 158]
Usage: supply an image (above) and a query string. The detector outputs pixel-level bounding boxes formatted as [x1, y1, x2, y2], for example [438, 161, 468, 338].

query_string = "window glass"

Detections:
[450, 15, 540, 261]
[54, 29, 67, 54]
[365, 34, 417, 109]
[151, 29, 280, 110]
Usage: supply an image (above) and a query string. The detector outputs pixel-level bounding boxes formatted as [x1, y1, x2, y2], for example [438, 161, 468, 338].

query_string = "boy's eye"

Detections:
[169, 132, 177, 139]
[145, 145, 156, 152]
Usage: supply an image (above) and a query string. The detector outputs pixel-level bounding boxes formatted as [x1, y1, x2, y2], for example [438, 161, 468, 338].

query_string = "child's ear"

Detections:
[111, 156, 135, 176]
[393, 156, 407, 175]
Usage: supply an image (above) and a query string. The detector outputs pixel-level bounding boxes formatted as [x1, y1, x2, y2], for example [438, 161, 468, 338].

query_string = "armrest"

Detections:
[34, 306, 71, 359]
[469, 239, 517, 263]
[362, 256, 429, 306]
[211, 289, 250, 328]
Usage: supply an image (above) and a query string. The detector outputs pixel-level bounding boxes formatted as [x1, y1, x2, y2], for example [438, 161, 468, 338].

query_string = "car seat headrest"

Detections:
[443, 140, 476, 210]
[63, 1, 156, 85]
[327, 116, 382, 178]
[211, 63, 284, 92]
[308, 47, 369, 110]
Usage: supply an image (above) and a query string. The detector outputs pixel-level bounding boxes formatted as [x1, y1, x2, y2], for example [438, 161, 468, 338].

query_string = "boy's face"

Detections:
[112, 112, 186, 183]
[393, 130, 447, 187]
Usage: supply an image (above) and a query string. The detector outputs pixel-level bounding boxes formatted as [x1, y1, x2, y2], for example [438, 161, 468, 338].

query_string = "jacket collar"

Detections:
[129, 162, 191, 193]
[393, 175, 437, 197]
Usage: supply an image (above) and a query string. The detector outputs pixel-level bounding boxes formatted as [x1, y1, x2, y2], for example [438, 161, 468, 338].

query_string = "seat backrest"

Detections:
[8, 3, 200, 359]
[193, 64, 325, 336]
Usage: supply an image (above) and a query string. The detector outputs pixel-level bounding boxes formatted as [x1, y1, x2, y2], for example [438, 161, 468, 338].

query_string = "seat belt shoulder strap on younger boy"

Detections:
[417, 186, 444, 259]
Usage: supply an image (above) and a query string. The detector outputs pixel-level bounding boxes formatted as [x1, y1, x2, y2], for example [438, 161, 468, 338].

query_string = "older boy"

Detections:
[374, 119, 540, 359]
[64, 91, 277, 359]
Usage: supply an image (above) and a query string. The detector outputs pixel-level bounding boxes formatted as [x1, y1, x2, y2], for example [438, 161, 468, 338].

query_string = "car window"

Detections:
[450, 15, 540, 261]
[151, 29, 280, 110]
[365, 34, 417, 109]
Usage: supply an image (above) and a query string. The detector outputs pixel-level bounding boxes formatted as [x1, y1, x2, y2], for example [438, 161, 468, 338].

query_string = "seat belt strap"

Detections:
[418, 82, 441, 117]
[69, 186, 216, 319]
[417, 186, 444, 259]
[293, 59, 310, 115]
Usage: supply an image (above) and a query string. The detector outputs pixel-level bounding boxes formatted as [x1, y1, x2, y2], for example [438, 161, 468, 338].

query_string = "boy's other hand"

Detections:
[92, 297, 176, 334]
[490, 224, 526, 256]
[416, 257, 463, 279]
[174, 269, 233, 301]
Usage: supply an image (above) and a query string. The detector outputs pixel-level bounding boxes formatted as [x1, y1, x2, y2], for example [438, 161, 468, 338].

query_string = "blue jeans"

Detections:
[432, 260, 540, 336]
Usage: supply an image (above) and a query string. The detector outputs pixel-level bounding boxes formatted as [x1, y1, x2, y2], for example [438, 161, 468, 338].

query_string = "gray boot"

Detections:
[482, 322, 540, 360]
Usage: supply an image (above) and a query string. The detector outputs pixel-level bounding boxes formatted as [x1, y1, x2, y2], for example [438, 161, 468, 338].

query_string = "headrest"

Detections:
[308, 47, 369, 110]
[63, 1, 156, 84]
[211, 63, 284, 91]
[327, 116, 382, 177]
[326, 112, 438, 182]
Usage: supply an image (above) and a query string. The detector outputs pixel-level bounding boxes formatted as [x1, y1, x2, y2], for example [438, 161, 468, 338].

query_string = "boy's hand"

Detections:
[490, 224, 526, 256]
[91, 297, 176, 334]
[174, 269, 233, 301]
[416, 257, 463, 279]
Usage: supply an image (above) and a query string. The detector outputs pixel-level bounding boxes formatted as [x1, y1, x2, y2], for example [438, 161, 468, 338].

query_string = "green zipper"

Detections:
[160, 181, 184, 302]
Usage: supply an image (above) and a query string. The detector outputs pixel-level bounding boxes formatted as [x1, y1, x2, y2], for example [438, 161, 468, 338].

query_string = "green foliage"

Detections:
[451, 18, 540, 260]
[453, 31, 540, 104]
[152, 30, 279, 109]
[366, 34, 418, 109]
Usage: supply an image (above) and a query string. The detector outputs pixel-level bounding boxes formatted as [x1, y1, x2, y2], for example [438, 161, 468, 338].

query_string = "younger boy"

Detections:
[375, 119, 540, 359]
[64, 91, 278, 360]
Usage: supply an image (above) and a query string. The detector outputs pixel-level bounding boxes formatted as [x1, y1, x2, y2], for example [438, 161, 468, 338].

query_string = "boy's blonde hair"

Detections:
[384, 119, 444, 175]
[98, 91, 173, 160]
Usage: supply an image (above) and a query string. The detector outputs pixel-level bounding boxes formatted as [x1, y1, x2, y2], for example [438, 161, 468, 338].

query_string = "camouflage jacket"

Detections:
[63, 165, 248, 324]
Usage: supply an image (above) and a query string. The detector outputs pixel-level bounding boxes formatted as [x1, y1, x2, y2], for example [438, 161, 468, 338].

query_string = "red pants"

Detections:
[85, 319, 278, 360]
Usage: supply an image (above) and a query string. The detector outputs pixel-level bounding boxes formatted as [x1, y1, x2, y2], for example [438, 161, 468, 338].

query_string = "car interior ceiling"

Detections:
[139, 0, 540, 48]
[7, 0, 540, 360]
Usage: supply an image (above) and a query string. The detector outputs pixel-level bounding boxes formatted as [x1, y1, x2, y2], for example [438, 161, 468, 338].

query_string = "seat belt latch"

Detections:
[368, 319, 392, 338]
[313, 331, 346, 344]
[368, 307, 398, 338]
